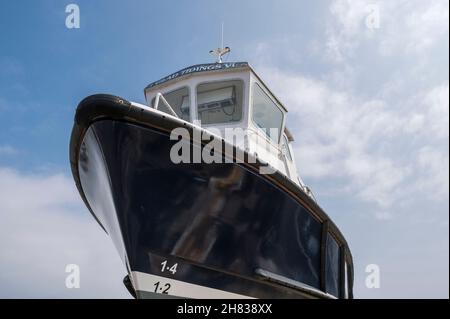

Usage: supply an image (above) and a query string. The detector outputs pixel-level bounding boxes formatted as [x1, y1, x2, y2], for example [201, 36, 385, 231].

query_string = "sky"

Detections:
[0, 0, 448, 298]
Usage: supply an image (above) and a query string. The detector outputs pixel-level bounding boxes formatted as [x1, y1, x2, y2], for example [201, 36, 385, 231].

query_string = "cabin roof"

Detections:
[144, 61, 288, 112]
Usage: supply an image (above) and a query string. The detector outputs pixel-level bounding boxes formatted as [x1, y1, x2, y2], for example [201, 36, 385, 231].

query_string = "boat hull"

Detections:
[70, 95, 354, 299]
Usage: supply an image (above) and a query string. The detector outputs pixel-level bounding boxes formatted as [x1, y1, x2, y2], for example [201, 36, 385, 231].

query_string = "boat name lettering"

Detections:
[146, 62, 248, 89]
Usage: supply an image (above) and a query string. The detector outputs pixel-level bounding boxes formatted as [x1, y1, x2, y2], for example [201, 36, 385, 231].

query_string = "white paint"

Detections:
[131, 271, 254, 299]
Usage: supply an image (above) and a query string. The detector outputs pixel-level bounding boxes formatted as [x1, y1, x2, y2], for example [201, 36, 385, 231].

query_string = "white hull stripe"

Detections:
[130, 271, 255, 299]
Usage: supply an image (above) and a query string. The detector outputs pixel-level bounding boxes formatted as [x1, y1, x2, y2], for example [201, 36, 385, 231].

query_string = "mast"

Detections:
[209, 22, 230, 63]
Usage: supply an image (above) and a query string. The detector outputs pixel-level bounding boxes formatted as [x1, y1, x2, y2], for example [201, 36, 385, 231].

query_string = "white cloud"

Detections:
[0, 167, 130, 298]
[384, 0, 449, 55]
[417, 146, 450, 199]
[326, 0, 449, 61]
[326, 0, 373, 62]
[423, 84, 449, 139]
[248, 0, 449, 216]
[245, 0, 449, 299]
[256, 65, 448, 212]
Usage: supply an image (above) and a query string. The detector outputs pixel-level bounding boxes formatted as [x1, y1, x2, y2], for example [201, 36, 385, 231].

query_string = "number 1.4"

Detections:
[160, 260, 178, 274]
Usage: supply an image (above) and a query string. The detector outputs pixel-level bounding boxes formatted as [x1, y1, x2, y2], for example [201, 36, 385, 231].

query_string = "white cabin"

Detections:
[144, 62, 308, 192]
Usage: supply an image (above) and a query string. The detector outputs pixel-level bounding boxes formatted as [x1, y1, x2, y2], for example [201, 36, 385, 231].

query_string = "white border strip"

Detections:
[131, 271, 254, 299]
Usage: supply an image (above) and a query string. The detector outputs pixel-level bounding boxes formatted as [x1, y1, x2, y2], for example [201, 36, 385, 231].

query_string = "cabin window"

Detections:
[252, 83, 283, 143]
[196, 80, 243, 125]
[152, 87, 190, 121]
[325, 234, 341, 297]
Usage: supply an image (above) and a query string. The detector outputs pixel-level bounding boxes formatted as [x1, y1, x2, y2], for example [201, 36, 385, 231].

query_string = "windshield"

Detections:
[196, 80, 243, 125]
[252, 83, 283, 143]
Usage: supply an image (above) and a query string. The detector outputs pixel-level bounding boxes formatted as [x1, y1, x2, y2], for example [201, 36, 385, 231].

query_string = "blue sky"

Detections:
[0, 0, 448, 298]
[0, 0, 328, 171]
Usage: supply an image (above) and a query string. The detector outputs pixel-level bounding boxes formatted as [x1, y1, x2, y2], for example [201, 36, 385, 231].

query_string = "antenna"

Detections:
[209, 22, 230, 63]
[221, 22, 224, 49]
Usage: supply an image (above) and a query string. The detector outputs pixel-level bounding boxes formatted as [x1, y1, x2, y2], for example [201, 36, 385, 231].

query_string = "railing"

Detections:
[152, 92, 179, 118]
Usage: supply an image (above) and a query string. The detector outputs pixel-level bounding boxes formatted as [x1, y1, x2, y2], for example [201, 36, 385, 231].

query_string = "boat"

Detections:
[69, 47, 354, 299]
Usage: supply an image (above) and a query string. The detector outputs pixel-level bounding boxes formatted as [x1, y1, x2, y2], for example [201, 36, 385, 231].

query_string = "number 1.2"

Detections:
[153, 281, 171, 294]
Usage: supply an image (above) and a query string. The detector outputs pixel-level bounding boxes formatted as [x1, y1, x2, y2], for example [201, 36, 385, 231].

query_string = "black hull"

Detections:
[70, 94, 354, 299]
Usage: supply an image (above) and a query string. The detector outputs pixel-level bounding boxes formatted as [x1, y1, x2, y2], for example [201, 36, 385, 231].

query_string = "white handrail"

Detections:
[153, 92, 179, 118]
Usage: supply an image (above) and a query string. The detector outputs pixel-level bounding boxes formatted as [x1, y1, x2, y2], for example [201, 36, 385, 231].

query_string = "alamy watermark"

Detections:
[169, 124, 280, 175]
[365, 4, 380, 30]
[65, 4, 80, 29]
[65, 264, 80, 289]
[365, 264, 381, 289]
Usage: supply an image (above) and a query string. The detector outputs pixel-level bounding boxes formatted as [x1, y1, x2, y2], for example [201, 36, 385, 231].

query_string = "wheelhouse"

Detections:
[144, 62, 301, 185]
